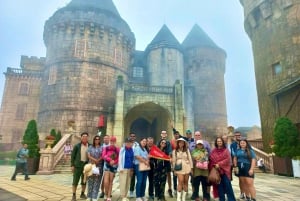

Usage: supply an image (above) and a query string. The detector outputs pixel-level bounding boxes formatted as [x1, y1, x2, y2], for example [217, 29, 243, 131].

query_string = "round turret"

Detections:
[240, 0, 300, 145]
[182, 24, 227, 137]
[38, 0, 135, 135]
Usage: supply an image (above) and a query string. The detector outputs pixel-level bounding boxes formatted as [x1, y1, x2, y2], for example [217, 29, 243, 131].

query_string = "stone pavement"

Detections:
[0, 165, 299, 201]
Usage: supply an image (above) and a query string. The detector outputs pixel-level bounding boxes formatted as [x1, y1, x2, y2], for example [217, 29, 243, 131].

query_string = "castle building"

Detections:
[240, 0, 300, 147]
[0, 0, 227, 149]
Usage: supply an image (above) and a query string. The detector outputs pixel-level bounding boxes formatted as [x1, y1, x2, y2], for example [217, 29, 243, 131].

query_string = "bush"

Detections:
[273, 117, 300, 158]
[23, 120, 40, 158]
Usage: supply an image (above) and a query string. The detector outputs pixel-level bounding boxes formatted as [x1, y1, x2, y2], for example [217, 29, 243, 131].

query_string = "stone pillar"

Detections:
[36, 149, 55, 175]
[174, 80, 185, 133]
[184, 83, 195, 132]
[113, 77, 125, 146]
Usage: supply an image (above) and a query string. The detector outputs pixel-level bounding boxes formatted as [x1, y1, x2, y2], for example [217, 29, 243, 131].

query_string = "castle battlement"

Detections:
[241, 0, 293, 32]
[20, 55, 46, 70]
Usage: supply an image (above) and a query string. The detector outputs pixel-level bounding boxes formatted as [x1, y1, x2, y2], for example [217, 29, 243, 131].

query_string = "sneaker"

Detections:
[99, 192, 104, 198]
[136, 198, 143, 201]
[80, 193, 87, 199]
[71, 195, 76, 201]
[240, 193, 245, 200]
[25, 177, 30, 180]
[168, 189, 173, 198]
[142, 197, 148, 201]
[190, 195, 197, 200]
[107, 198, 111, 201]
[11, 178, 16, 181]
[130, 191, 135, 198]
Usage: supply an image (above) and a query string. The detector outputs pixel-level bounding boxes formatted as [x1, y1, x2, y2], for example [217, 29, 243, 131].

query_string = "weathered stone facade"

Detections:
[0, 0, 227, 148]
[240, 0, 300, 149]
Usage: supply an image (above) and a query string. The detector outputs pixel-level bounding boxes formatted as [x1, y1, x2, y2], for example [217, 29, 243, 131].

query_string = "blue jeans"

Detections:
[135, 164, 148, 198]
[218, 174, 236, 201]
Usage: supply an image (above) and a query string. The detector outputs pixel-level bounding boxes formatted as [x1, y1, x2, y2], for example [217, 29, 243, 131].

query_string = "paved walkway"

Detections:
[0, 165, 300, 201]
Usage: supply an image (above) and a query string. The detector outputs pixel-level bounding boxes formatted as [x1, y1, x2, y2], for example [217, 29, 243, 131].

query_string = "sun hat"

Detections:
[196, 140, 204, 144]
[177, 137, 186, 142]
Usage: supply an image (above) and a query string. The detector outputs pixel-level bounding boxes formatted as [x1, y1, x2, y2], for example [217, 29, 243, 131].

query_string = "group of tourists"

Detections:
[69, 129, 257, 201]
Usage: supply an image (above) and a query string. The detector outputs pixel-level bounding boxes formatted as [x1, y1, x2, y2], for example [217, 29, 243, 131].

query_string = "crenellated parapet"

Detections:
[240, 0, 293, 36]
[20, 55, 46, 71]
[43, 10, 135, 51]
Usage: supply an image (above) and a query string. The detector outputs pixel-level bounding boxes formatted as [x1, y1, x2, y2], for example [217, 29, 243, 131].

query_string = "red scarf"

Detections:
[209, 147, 231, 180]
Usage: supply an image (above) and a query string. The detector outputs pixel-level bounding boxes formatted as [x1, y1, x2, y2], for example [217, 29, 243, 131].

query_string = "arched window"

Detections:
[15, 104, 27, 120]
[19, 83, 29, 96]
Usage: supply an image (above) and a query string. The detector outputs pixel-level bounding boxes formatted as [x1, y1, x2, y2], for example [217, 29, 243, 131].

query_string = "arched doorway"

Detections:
[124, 102, 171, 142]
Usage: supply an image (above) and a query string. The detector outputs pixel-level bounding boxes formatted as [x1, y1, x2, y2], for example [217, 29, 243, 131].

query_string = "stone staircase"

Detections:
[54, 156, 72, 174]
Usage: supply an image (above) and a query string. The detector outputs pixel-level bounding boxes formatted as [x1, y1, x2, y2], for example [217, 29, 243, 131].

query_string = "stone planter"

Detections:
[45, 140, 55, 149]
[292, 159, 300, 178]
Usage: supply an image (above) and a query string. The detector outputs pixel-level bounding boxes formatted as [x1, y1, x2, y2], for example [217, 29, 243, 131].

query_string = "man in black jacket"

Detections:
[71, 132, 89, 201]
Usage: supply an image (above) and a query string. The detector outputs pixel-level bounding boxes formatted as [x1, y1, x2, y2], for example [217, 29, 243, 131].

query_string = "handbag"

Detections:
[139, 162, 151, 171]
[208, 167, 221, 184]
[174, 163, 182, 171]
[196, 161, 208, 170]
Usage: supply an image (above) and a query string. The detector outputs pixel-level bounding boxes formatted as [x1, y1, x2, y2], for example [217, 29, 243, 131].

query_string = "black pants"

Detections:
[130, 169, 136, 191]
[192, 175, 210, 200]
[11, 162, 29, 179]
[148, 166, 155, 197]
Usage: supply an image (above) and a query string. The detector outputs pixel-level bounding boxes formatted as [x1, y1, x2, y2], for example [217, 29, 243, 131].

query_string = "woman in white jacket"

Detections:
[118, 138, 134, 201]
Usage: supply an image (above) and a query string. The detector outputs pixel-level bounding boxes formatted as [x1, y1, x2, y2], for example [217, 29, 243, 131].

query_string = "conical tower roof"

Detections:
[146, 25, 182, 52]
[182, 24, 219, 49]
[64, 0, 120, 17]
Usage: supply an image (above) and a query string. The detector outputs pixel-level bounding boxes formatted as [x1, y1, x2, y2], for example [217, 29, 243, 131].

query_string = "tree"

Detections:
[54, 130, 62, 146]
[22, 120, 40, 158]
[273, 117, 300, 158]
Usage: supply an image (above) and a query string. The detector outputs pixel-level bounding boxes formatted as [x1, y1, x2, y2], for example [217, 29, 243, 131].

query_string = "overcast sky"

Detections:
[0, 0, 261, 128]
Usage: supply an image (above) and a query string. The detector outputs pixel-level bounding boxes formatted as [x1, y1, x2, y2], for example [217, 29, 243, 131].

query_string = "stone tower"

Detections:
[38, 0, 135, 136]
[240, 0, 300, 146]
[182, 24, 227, 137]
[0, 1, 229, 149]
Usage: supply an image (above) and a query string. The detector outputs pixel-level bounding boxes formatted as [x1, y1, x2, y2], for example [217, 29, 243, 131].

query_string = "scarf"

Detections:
[209, 147, 231, 180]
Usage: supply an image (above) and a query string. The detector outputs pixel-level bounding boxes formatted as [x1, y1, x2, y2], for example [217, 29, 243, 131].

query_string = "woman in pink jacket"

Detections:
[102, 136, 120, 201]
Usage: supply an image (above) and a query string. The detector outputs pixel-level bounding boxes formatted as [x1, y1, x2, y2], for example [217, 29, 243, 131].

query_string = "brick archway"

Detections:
[124, 102, 171, 142]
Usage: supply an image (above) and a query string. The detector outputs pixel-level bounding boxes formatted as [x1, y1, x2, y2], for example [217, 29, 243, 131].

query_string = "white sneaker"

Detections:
[142, 197, 148, 201]
[136, 198, 143, 201]
[130, 191, 135, 198]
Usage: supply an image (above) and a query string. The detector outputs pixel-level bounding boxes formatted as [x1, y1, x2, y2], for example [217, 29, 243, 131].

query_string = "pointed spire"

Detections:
[65, 0, 120, 17]
[146, 24, 182, 51]
[182, 24, 219, 49]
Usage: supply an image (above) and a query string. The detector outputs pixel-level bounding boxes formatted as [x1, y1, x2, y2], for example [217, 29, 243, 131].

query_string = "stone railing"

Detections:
[37, 133, 72, 175]
[252, 146, 274, 173]
[126, 84, 173, 94]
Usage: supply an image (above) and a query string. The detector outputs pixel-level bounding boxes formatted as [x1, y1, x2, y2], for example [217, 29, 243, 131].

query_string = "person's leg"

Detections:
[119, 170, 127, 198]
[173, 172, 177, 192]
[141, 170, 148, 198]
[191, 176, 200, 199]
[159, 168, 167, 200]
[200, 176, 210, 200]
[87, 176, 93, 199]
[130, 169, 136, 196]
[11, 162, 21, 180]
[148, 168, 154, 198]
[93, 175, 101, 200]
[124, 170, 132, 198]
[80, 167, 87, 198]
[217, 175, 226, 201]
[107, 172, 115, 199]
[72, 167, 81, 201]
[103, 171, 110, 199]
[135, 165, 143, 198]
[23, 162, 30, 179]
[245, 177, 256, 200]
[222, 175, 236, 201]
[183, 174, 189, 192]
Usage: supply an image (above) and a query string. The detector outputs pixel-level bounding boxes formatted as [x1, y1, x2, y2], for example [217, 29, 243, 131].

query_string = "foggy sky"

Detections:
[0, 0, 261, 128]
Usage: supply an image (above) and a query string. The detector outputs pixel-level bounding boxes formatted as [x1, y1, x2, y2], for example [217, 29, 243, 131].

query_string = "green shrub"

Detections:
[22, 120, 40, 158]
[273, 117, 300, 158]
